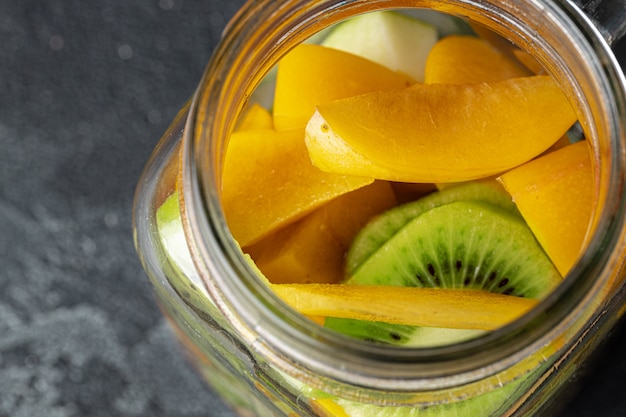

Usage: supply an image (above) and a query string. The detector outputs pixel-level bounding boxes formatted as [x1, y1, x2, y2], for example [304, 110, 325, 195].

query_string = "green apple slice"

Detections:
[321, 10, 437, 82]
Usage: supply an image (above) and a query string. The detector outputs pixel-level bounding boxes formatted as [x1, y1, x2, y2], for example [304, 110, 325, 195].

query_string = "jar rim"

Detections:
[181, 0, 626, 393]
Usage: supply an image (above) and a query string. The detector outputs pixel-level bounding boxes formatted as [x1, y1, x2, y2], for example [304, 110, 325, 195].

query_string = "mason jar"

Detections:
[132, 0, 626, 416]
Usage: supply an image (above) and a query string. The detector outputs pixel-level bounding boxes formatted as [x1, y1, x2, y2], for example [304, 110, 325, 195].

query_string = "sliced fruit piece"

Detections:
[329, 200, 559, 346]
[348, 201, 560, 296]
[235, 102, 273, 131]
[324, 317, 482, 347]
[246, 181, 397, 284]
[244, 24, 339, 117]
[498, 140, 594, 275]
[346, 180, 520, 275]
[222, 128, 374, 247]
[321, 10, 437, 82]
[424, 35, 530, 84]
[305, 75, 577, 183]
[273, 43, 415, 131]
[272, 283, 537, 330]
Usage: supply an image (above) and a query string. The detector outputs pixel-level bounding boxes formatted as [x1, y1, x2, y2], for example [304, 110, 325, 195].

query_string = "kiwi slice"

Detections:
[349, 200, 558, 294]
[346, 180, 520, 275]
[326, 200, 560, 346]
[325, 317, 483, 346]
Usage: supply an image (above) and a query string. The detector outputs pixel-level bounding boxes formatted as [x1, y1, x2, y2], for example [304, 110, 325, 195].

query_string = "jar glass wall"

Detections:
[133, 0, 626, 416]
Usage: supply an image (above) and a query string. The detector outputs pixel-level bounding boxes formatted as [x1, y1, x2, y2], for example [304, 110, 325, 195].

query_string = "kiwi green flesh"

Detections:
[328, 200, 560, 346]
[349, 200, 559, 295]
[346, 180, 521, 275]
[325, 317, 483, 347]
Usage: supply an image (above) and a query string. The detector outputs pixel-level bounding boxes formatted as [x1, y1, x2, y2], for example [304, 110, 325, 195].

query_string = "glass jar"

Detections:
[133, 0, 626, 416]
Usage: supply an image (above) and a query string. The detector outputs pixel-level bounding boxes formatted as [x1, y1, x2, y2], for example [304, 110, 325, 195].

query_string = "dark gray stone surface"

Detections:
[1, 1, 243, 416]
[1, 1, 625, 416]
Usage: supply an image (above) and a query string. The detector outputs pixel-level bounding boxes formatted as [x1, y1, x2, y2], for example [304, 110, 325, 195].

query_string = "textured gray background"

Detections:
[1, 1, 626, 416]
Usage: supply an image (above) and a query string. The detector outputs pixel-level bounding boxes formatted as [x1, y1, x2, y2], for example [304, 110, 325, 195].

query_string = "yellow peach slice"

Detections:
[246, 181, 397, 284]
[222, 128, 374, 247]
[305, 75, 577, 183]
[424, 35, 531, 84]
[498, 140, 594, 276]
[271, 283, 537, 330]
[273, 43, 415, 131]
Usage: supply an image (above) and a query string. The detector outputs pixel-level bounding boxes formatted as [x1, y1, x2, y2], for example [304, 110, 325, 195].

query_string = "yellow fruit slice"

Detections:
[424, 35, 530, 84]
[273, 43, 415, 131]
[312, 398, 351, 417]
[235, 103, 273, 131]
[305, 75, 577, 183]
[222, 128, 374, 247]
[246, 181, 397, 284]
[424, 35, 534, 191]
[498, 140, 594, 275]
[271, 283, 537, 330]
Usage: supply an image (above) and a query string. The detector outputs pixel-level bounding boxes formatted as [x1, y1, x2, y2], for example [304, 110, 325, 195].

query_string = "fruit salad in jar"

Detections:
[221, 10, 588, 334]
[154, 8, 597, 417]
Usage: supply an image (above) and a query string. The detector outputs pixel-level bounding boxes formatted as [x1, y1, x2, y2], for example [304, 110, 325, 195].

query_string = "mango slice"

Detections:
[305, 75, 577, 183]
[273, 43, 415, 131]
[222, 128, 374, 247]
[246, 181, 397, 284]
[271, 283, 537, 330]
[498, 140, 594, 275]
[424, 35, 531, 84]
